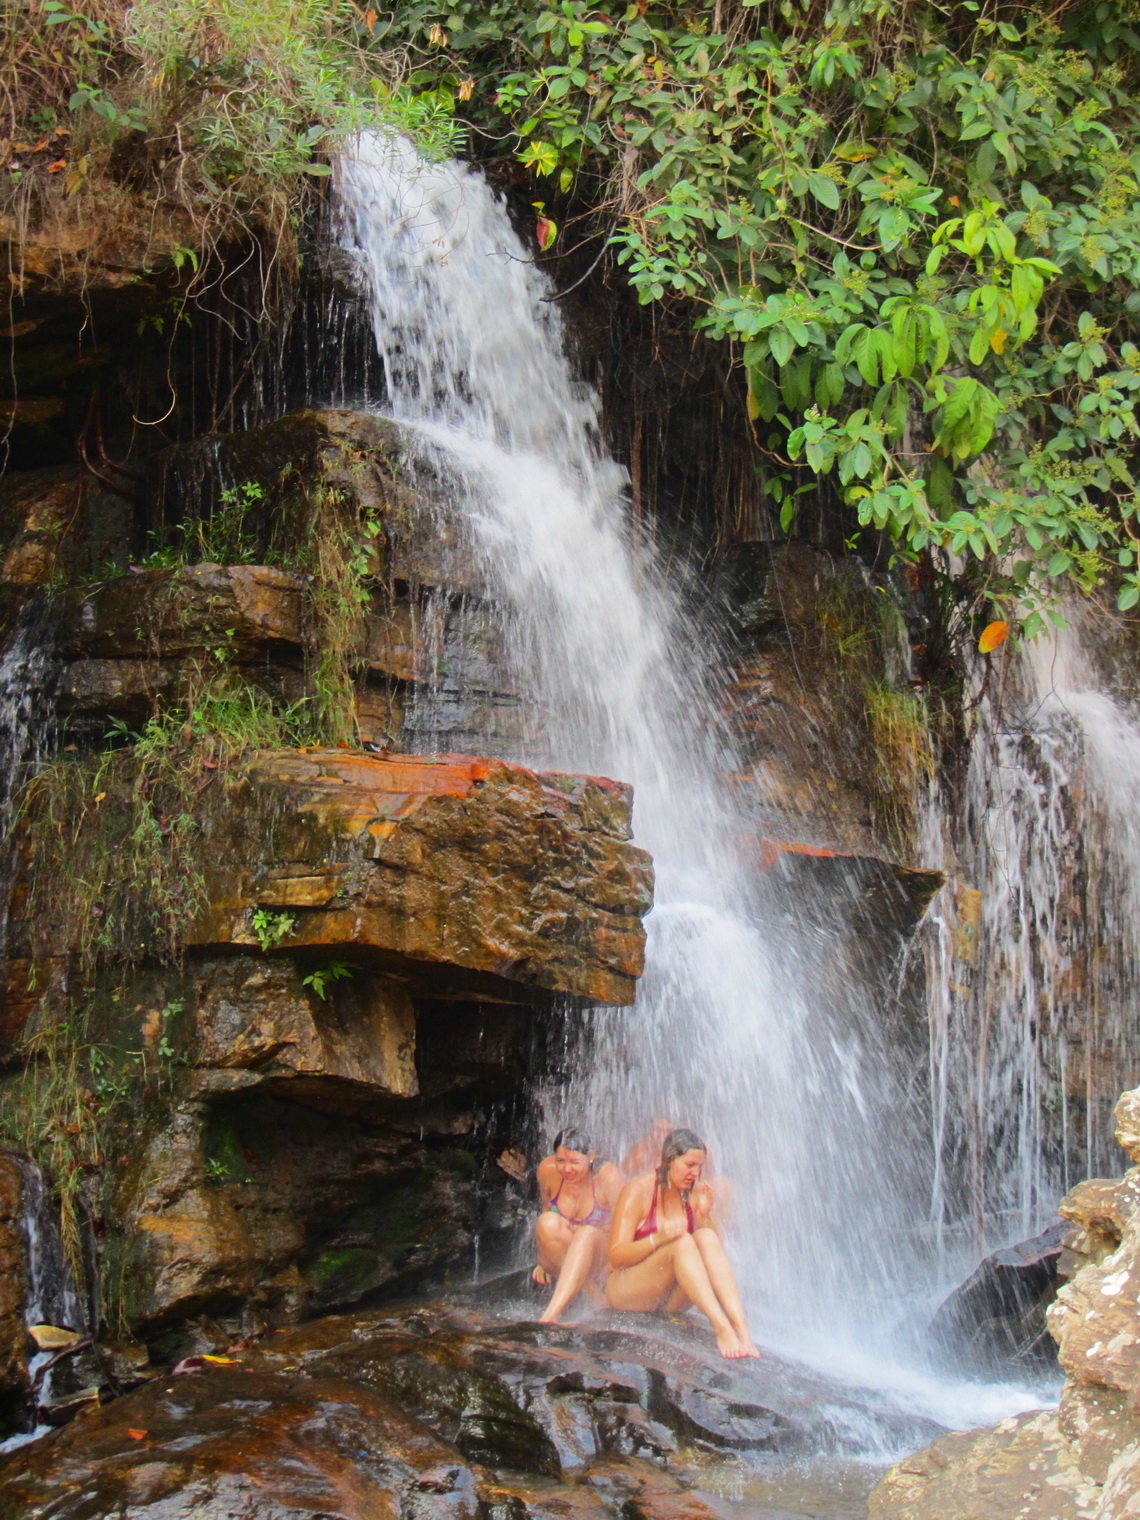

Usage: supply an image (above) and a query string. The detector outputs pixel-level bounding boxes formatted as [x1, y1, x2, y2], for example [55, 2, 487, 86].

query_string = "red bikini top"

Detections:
[633, 1178, 695, 1240]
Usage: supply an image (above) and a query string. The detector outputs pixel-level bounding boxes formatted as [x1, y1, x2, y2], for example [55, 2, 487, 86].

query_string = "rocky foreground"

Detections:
[871, 1086, 1140, 1520]
[0, 1295, 938, 1520]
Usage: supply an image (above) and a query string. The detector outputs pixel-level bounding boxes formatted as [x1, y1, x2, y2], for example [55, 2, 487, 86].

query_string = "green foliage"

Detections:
[20, 669, 322, 980]
[138, 481, 265, 571]
[394, 0, 1140, 620]
[250, 908, 297, 952]
[0, 991, 186, 1284]
[5, 0, 462, 238]
[302, 961, 353, 1000]
[304, 486, 384, 746]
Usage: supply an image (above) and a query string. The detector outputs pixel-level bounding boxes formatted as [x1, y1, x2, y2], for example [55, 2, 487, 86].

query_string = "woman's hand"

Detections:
[654, 1211, 689, 1244]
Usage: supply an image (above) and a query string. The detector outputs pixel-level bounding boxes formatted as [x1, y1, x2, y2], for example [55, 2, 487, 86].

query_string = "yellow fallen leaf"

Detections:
[28, 1324, 83, 1350]
[94, 792, 106, 804]
[979, 620, 1008, 653]
[201, 1354, 238, 1364]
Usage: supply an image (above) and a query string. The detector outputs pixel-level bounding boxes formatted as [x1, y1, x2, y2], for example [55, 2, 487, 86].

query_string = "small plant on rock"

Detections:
[250, 908, 297, 952]
[302, 962, 353, 1000]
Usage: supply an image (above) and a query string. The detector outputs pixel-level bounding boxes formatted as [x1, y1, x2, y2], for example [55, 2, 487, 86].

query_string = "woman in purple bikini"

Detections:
[606, 1127, 758, 1360]
[533, 1127, 624, 1324]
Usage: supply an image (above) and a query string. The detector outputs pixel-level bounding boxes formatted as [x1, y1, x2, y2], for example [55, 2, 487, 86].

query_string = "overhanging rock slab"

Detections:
[188, 750, 654, 1007]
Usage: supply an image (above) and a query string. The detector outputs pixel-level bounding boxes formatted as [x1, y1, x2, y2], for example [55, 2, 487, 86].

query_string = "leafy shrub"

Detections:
[389, 0, 1140, 625]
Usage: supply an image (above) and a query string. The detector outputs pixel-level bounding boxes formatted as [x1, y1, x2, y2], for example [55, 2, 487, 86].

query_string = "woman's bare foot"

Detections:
[714, 1325, 747, 1359]
[531, 1265, 552, 1288]
[538, 1305, 563, 1324]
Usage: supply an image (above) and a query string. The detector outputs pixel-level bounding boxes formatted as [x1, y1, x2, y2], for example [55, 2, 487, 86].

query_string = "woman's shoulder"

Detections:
[595, 1161, 624, 1201]
[617, 1169, 655, 1204]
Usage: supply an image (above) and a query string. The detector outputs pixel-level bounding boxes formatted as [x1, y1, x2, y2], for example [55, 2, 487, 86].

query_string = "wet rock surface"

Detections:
[871, 1084, 1140, 1519]
[0, 1299, 939, 1519]
[929, 1220, 1064, 1376]
[0, 1158, 29, 1428]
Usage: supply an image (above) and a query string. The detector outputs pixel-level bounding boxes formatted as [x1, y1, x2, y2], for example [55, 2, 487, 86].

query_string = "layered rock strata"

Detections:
[870, 1085, 1140, 1519]
[7, 748, 653, 1031]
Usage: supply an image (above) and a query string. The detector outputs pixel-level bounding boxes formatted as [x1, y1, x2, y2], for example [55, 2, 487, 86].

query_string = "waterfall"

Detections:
[0, 603, 58, 993]
[921, 613, 1140, 1258]
[332, 134, 1045, 1419]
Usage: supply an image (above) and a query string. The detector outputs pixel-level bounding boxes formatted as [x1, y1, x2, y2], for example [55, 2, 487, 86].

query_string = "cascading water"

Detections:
[333, 134, 1043, 1425]
[921, 614, 1140, 1258]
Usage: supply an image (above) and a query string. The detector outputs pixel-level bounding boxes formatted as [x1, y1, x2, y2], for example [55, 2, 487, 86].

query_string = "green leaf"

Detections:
[808, 172, 841, 211]
[769, 326, 795, 367]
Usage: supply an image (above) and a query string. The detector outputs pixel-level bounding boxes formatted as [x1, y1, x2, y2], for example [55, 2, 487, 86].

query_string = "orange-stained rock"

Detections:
[183, 750, 653, 1008]
[9, 749, 653, 1027]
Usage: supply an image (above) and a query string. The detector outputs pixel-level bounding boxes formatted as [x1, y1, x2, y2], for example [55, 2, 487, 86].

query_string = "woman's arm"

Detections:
[535, 1156, 556, 1212]
[691, 1179, 718, 1233]
[608, 1174, 688, 1268]
[608, 1177, 657, 1269]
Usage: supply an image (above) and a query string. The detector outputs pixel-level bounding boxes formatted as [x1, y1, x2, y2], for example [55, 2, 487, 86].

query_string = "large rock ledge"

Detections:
[870, 1085, 1140, 1520]
[9, 750, 654, 1024]
[0, 1300, 941, 1520]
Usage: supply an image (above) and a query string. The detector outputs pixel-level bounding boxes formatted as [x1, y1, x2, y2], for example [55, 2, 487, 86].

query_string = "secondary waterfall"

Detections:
[333, 134, 1054, 1423]
[922, 614, 1140, 1254]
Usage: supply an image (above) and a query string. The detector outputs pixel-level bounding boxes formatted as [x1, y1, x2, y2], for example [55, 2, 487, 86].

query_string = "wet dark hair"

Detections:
[552, 1126, 597, 1162]
[657, 1128, 707, 1190]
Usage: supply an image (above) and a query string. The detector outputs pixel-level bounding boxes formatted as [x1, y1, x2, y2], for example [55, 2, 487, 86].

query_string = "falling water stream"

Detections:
[921, 614, 1140, 1259]
[333, 134, 1046, 1434]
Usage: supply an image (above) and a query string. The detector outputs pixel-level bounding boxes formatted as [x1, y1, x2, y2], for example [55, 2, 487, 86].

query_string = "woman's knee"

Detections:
[671, 1231, 701, 1262]
[536, 1213, 565, 1248]
[693, 1226, 722, 1251]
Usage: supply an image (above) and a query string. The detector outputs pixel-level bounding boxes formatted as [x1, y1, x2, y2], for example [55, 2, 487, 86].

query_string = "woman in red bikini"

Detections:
[606, 1127, 758, 1360]
[534, 1127, 624, 1324]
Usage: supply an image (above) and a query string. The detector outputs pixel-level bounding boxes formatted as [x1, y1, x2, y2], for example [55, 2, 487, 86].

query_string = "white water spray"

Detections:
[334, 135, 1043, 1421]
[921, 613, 1140, 1258]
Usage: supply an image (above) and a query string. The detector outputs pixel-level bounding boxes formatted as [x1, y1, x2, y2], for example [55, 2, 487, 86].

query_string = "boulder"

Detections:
[1059, 1172, 1140, 1278]
[929, 1220, 1065, 1374]
[0, 1365, 483, 1520]
[868, 1410, 1101, 1520]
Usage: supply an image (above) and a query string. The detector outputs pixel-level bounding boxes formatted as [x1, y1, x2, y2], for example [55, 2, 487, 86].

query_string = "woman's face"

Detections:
[668, 1149, 706, 1192]
[555, 1146, 593, 1181]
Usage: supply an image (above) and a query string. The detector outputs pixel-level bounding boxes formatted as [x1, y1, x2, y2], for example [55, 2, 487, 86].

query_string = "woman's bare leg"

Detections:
[692, 1228, 758, 1356]
[608, 1236, 747, 1358]
[535, 1211, 572, 1283]
[540, 1225, 603, 1323]
[663, 1284, 691, 1314]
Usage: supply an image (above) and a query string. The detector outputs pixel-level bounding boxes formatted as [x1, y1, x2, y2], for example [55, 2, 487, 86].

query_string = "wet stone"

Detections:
[0, 1366, 483, 1520]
